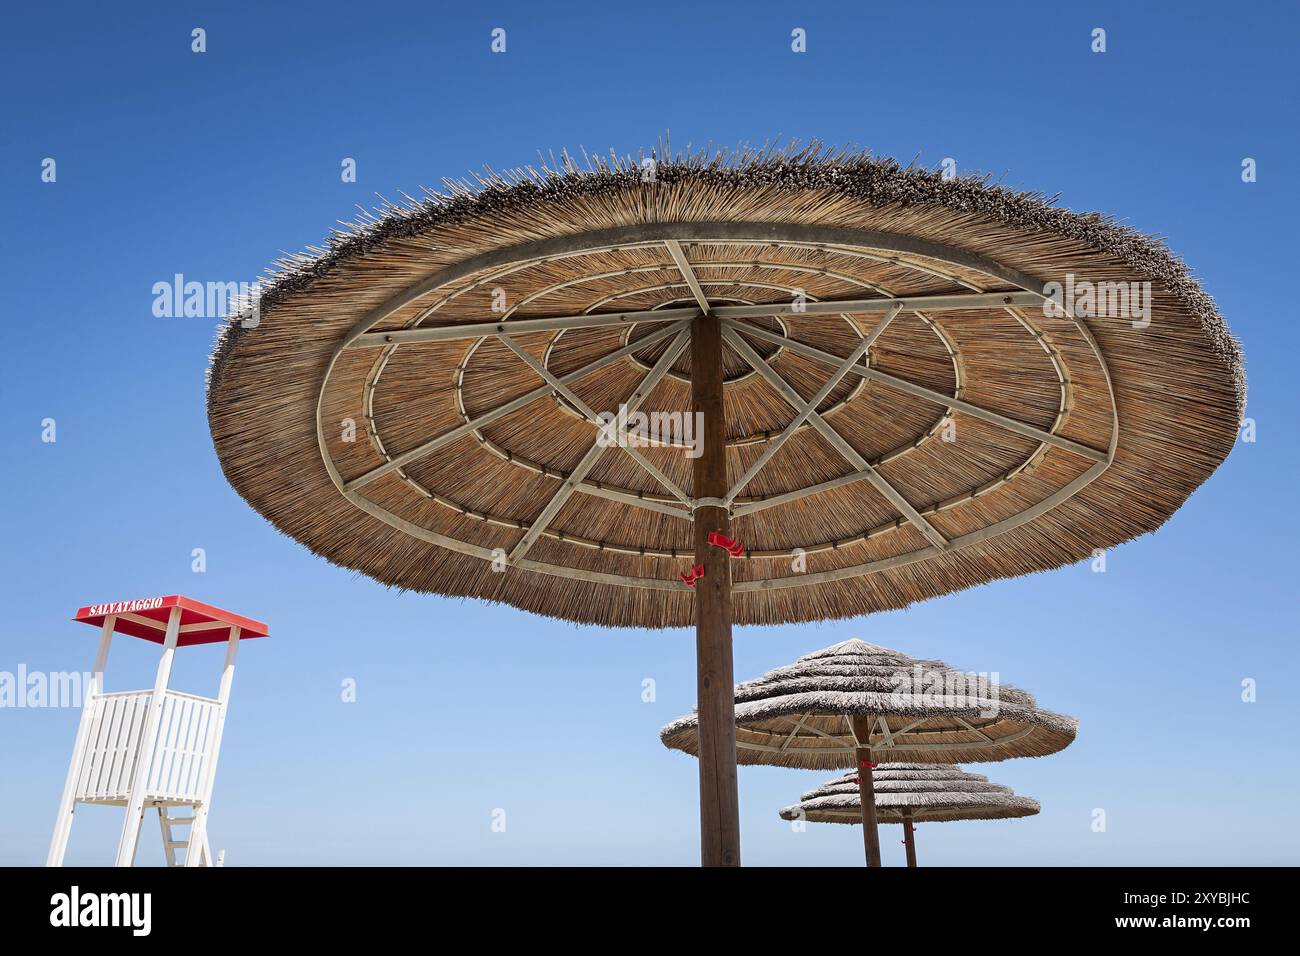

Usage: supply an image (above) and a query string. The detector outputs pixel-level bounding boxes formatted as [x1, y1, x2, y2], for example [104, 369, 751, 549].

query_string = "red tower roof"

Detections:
[73, 595, 269, 647]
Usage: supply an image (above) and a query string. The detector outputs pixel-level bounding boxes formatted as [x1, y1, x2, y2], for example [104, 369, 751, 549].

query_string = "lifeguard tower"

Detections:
[46, 595, 268, 867]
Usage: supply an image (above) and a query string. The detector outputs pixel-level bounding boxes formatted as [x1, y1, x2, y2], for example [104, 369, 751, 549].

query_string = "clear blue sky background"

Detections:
[1, 1, 1296, 866]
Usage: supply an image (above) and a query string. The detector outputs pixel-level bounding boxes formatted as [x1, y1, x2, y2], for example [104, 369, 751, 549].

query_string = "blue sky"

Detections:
[1, 0, 1296, 865]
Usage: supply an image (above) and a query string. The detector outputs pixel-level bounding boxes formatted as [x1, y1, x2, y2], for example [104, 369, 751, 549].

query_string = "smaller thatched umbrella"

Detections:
[661, 639, 1075, 867]
[779, 764, 1039, 866]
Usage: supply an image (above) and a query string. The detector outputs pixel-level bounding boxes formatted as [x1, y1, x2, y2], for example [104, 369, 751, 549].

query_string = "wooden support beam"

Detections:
[723, 327, 949, 550]
[351, 306, 698, 348]
[346, 319, 690, 492]
[711, 289, 1041, 320]
[497, 333, 690, 505]
[692, 314, 740, 867]
[850, 714, 883, 868]
[903, 811, 918, 868]
[666, 240, 712, 314]
[726, 321, 1109, 463]
[723, 303, 899, 505]
[730, 467, 878, 517]
[508, 330, 690, 563]
[779, 714, 812, 752]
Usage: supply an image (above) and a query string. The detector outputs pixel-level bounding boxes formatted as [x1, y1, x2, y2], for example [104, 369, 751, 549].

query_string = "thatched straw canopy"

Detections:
[660, 639, 1077, 769]
[778, 764, 1040, 824]
[208, 143, 1243, 627]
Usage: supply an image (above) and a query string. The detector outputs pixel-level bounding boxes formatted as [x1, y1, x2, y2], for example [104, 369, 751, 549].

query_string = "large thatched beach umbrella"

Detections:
[207, 142, 1242, 866]
[661, 639, 1075, 865]
[779, 764, 1039, 866]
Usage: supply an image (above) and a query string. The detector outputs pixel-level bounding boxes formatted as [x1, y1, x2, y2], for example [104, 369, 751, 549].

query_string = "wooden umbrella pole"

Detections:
[903, 811, 918, 868]
[849, 715, 882, 867]
[691, 313, 741, 867]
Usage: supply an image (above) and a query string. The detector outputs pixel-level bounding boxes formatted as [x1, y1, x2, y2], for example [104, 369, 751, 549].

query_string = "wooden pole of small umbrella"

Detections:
[691, 313, 741, 867]
[849, 714, 882, 867]
[902, 811, 918, 867]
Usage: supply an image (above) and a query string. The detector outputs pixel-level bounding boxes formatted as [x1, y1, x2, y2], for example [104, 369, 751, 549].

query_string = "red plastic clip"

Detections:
[707, 530, 745, 558]
[859, 759, 877, 770]
[680, 564, 705, 589]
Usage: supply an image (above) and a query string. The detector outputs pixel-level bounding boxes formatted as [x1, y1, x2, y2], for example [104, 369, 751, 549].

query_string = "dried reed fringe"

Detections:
[209, 140, 1244, 404]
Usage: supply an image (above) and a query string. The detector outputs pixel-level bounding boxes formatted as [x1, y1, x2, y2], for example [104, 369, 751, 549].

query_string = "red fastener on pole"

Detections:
[707, 530, 745, 557]
[680, 564, 705, 589]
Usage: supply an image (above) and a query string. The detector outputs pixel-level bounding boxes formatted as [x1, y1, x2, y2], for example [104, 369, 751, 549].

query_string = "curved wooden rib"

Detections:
[314, 222, 1119, 593]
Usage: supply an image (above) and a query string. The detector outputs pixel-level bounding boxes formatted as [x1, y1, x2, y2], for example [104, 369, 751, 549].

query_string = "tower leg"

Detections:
[118, 807, 148, 868]
[114, 606, 181, 867]
[185, 625, 240, 867]
[185, 815, 210, 866]
[47, 807, 77, 868]
[47, 615, 115, 867]
[691, 314, 740, 867]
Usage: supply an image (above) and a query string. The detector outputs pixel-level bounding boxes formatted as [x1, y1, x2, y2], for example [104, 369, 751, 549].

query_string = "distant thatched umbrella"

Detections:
[207, 142, 1241, 866]
[779, 764, 1039, 866]
[662, 639, 1074, 865]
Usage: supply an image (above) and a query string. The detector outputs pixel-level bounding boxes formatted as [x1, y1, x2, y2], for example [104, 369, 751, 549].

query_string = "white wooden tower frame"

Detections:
[46, 595, 268, 868]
